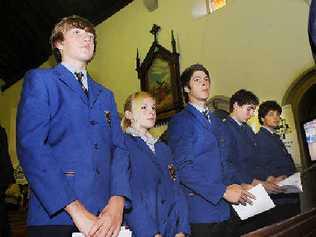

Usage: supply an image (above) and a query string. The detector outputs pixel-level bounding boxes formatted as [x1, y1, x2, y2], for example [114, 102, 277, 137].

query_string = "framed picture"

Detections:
[136, 26, 184, 124]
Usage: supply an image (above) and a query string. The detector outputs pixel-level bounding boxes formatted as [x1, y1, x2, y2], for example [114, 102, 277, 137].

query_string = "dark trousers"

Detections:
[27, 225, 79, 237]
[191, 219, 239, 237]
[0, 188, 11, 237]
[238, 202, 301, 235]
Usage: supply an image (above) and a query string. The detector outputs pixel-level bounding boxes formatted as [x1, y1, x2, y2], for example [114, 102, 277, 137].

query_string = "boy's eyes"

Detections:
[267, 112, 280, 116]
[246, 106, 256, 111]
[193, 77, 209, 82]
[71, 29, 94, 39]
[73, 29, 81, 34]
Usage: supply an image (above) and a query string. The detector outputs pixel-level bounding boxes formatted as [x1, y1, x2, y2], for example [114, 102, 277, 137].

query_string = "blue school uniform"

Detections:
[167, 104, 233, 224]
[124, 132, 190, 237]
[16, 64, 130, 226]
[254, 127, 299, 205]
[222, 116, 257, 184]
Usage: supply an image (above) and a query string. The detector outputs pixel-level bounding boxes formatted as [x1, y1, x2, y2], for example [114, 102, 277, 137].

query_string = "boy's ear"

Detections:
[184, 86, 190, 93]
[55, 40, 63, 51]
[232, 102, 239, 111]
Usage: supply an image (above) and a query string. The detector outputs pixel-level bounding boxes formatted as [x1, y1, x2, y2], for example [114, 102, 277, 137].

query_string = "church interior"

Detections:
[1, 0, 316, 236]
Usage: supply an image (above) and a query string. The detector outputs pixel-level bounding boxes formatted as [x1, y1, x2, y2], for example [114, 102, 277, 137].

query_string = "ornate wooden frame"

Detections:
[136, 24, 184, 124]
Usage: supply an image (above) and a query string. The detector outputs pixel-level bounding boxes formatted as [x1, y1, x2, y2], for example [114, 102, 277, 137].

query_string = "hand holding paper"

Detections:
[232, 184, 275, 220]
[278, 172, 303, 193]
[224, 184, 255, 205]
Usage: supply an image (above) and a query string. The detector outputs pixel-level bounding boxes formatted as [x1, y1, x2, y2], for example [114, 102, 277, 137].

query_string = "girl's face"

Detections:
[126, 96, 156, 132]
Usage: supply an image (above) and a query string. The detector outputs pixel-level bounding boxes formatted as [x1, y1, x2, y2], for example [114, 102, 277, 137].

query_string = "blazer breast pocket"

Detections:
[64, 171, 76, 188]
[103, 111, 112, 128]
[95, 109, 112, 131]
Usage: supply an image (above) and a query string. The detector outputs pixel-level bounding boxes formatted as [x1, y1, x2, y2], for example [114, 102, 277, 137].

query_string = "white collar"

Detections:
[230, 115, 243, 126]
[125, 127, 158, 146]
[262, 126, 275, 134]
[62, 63, 87, 79]
[189, 102, 208, 114]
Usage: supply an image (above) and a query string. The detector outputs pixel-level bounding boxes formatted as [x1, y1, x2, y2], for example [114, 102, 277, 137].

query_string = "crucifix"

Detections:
[150, 24, 161, 43]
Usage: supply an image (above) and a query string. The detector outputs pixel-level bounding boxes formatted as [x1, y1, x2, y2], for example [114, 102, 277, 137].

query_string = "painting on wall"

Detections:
[136, 25, 184, 124]
[147, 58, 174, 114]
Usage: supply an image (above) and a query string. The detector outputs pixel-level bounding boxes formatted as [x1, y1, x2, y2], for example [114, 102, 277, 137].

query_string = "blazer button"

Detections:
[96, 169, 100, 175]
[161, 200, 166, 204]
[90, 120, 97, 125]
[94, 143, 99, 150]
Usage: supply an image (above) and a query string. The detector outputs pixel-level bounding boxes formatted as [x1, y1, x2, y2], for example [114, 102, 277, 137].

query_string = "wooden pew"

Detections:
[242, 207, 316, 237]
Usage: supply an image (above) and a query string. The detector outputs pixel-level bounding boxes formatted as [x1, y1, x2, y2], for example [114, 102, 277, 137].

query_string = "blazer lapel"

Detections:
[261, 127, 288, 154]
[260, 127, 272, 137]
[208, 113, 222, 137]
[54, 64, 89, 105]
[186, 104, 211, 129]
[227, 116, 246, 136]
[261, 127, 279, 142]
[131, 136, 164, 173]
[87, 75, 103, 107]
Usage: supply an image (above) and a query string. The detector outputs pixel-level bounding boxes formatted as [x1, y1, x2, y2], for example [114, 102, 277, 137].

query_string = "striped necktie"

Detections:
[74, 72, 88, 96]
[202, 110, 211, 123]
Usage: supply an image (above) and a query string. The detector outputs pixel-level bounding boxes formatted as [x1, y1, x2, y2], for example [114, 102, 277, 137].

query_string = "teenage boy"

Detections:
[253, 100, 300, 224]
[16, 15, 130, 237]
[167, 64, 254, 237]
[224, 90, 281, 189]
[224, 90, 284, 234]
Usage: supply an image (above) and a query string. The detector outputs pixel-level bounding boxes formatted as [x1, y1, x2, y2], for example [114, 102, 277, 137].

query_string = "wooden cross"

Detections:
[150, 24, 161, 42]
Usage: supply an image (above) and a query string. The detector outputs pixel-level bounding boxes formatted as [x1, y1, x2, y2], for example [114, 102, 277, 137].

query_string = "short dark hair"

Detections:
[258, 100, 282, 125]
[229, 89, 259, 112]
[180, 64, 210, 102]
[50, 15, 96, 63]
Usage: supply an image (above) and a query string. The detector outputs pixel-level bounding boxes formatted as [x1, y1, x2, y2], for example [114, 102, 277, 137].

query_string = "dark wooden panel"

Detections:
[243, 208, 316, 237]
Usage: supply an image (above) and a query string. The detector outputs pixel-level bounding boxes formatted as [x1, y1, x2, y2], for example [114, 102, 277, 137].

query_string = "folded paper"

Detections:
[232, 184, 275, 220]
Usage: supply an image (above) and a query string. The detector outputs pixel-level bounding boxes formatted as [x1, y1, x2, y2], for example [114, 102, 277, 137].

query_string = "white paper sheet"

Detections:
[72, 226, 132, 237]
[278, 172, 303, 193]
[232, 184, 275, 220]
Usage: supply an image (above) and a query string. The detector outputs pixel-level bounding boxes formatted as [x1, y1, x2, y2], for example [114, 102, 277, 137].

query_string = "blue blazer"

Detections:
[167, 104, 232, 224]
[222, 117, 257, 184]
[254, 127, 296, 180]
[16, 64, 130, 226]
[123, 134, 190, 237]
[254, 127, 299, 205]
